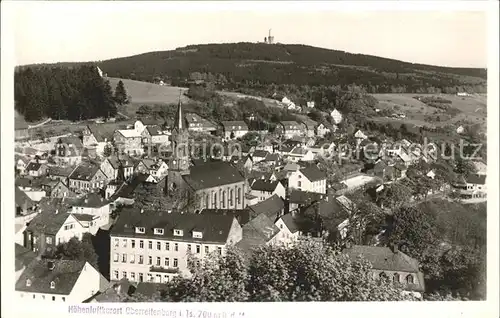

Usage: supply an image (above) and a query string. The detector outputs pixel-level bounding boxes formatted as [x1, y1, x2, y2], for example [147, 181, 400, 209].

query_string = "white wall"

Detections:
[55, 215, 87, 245]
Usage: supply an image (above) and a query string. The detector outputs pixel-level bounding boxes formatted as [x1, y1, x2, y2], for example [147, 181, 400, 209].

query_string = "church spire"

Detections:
[175, 90, 184, 131]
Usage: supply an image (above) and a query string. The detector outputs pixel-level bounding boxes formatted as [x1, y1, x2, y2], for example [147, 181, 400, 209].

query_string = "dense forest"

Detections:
[86, 43, 487, 94]
[14, 65, 118, 122]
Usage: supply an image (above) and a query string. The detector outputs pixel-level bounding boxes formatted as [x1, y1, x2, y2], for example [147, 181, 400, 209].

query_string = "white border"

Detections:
[2, 2, 498, 318]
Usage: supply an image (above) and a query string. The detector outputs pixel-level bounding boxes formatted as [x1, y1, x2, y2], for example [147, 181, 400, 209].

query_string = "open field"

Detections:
[371, 93, 487, 128]
[107, 77, 190, 104]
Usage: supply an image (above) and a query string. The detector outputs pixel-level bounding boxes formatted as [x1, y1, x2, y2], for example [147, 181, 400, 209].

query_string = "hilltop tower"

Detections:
[268, 29, 274, 44]
[167, 91, 190, 193]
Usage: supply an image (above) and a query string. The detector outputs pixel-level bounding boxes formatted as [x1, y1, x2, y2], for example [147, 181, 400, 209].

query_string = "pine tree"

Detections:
[114, 80, 128, 105]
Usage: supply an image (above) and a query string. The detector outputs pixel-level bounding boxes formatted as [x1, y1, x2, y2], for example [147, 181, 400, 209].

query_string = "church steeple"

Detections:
[174, 90, 184, 131]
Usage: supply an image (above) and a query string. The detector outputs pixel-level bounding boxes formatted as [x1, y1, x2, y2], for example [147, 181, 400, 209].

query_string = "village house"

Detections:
[343, 244, 426, 298]
[247, 194, 285, 222]
[67, 193, 111, 231]
[141, 125, 170, 147]
[220, 121, 249, 139]
[135, 158, 168, 181]
[114, 129, 144, 157]
[316, 122, 335, 138]
[68, 163, 107, 193]
[306, 101, 315, 108]
[50, 180, 76, 199]
[16, 178, 47, 202]
[235, 213, 281, 254]
[456, 125, 465, 134]
[288, 189, 324, 213]
[354, 130, 368, 145]
[285, 146, 315, 163]
[299, 118, 317, 138]
[250, 179, 286, 202]
[251, 150, 270, 163]
[288, 164, 327, 194]
[25, 162, 49, 178]
[16, 155, 31, 175]
[100, 156, 136, 182]
[309, 142, 335, 158]
[53, 136, 84, 167]
[184, 113, 217, 134]
[24, 210, 95, 253]
[109, 208, 243, 282]
[330, 109, 343, 124]
[15, 259, 106, 303]
[453, 174, 487, 199]
[276, 121, 303, 139]
[82, 125, 113, 157]
[47, 166, 73, 184]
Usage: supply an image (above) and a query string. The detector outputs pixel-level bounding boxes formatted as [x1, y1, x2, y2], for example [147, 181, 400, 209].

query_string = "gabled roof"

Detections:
[236, 214, 280, 252]
[15, 243, 37, 272]
[280, 121, 301, 130]
[134, 282, 168, 299]
[343, 245, 421, 273]
[252, 150, 269, 158]
[200, 208, 251, 226]
[182, 161, 245, 191]
[69, 164, 102, 181]
[466, 174, 486, 185]
[26, 162, 43, 172]
[16, 259, 88, 295]
[86, 125, 114, 142]
[302, 194, 350, 226]
[220, 121, 249, 131]
[289, 147, 309, 156]
[250, 179, 282, 192]
[247, 194, 284, 220]
[116, 129, 142, 138]
[300, 164, 326, 182]
[145, 125, 165, 136]
[280, 213, 299, 233]
[48, 166, 74, 178]
[289, 189, 324, 205]
[111, 208, 236, 244]
[104, 155, 135, 169]
[299, 118, 317, 130]
[26, 211, 74, 235]
[15, 187, 36, 210]
[66, 192, 109, 208]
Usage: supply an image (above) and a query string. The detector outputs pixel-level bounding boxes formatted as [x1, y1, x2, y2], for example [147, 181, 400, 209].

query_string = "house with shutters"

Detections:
[343, 244, 425, 298]
[53, 136, 84, 167]
[50, 180, 76, 199]
[316, 122, 336, 138]
[220, 121, 249, 139]
[184, 113, 217, 134]
[114, 129, 144, 157]
[82, 125, 113, 157]
[141, 125, 170, 146]
[276, 121, 304, 139]
[330, 109, 343, 124]
[288, 164, 327, 194]
[135, 159, 168, 181]
[66, 193, 111, 231]
[15, 259, 106, 303]
[109, 207, 243, 282]
[68, 163, 107, 193]
[100, 155, 136, 182]
[25, 162, 49, 178]
[249, 179, 286, 203]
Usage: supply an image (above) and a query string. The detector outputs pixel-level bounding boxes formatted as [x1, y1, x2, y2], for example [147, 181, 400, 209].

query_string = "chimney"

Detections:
[47, 261, 55, 271]
[390, 243, 399, 253]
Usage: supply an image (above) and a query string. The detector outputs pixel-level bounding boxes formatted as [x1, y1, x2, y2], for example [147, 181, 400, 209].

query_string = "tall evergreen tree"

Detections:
[114, 80, 128, 105]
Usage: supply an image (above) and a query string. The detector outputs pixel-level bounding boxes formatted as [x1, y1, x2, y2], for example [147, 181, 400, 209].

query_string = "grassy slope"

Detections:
[371, 93, 487, 128]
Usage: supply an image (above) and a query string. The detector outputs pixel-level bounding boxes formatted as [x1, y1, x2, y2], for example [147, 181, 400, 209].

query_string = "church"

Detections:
[167, 99, 247, 210]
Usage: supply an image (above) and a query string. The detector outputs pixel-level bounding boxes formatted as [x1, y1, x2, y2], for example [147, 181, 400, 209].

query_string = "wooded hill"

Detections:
[56, 43, 489, 94]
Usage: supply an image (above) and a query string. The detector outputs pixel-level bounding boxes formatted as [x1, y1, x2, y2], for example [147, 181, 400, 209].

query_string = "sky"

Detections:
[11, 2, 489, 68]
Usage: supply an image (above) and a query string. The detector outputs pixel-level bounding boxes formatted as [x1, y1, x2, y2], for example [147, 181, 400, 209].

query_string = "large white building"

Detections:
[288, 164, 327, 194]
[109, 208, 243, 283]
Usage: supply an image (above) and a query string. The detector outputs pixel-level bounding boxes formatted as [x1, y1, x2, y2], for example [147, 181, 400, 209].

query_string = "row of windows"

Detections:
[20, 293, 66, 302]
[113, 239, 223, 254]
[379, 272, 415, 284]
[113, 271, 174, 284]
[113, 247, 222, 264]
[203, 187, 243, 209]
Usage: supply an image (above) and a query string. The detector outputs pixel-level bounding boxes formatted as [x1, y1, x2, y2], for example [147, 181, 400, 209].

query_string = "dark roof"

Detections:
[15, 243, 37, 271]
[300, 164, 326, 182]
[26, 162, 42, 171]
[48, 166, 74, 178]
[280, 121, 301, 130]
[221, 121, 249, 131]
[16, 259, 88, 295]
[15, 187, 36, 210]
[343, 245, 421, 273]
[252, 150, 269, 158]
[301, 194, 350, 227]
[247, 194, 284, 220]
[250, 179, 282, 192]
[86, 125, 114, 142]
[72, 213, 98, 222]
[111, 208, 236, 244]
[105, 155, 135, 169]
[280, 213, 299, 233]
[289, 189, 324, 205]
[200, 208, 251, 226]
[182, 161, 245, 191]
[466, 174, 486, 185]
[263, 153, 280, 162]
[236, 214, 280, 252]
[146, 125, 164, 136]
[299, 118, 317, 130]
[58, 136, 84, 150]
[69, 163, 101, 181]
[26, 210, 72, 235]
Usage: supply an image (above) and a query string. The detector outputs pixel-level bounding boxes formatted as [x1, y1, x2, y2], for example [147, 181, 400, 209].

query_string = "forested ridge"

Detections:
[14, 65, 118, 122]
[90, 43, 487, 94]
